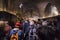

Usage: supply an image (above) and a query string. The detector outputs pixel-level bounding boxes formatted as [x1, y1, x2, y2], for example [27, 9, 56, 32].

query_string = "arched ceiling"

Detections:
[0, 0, 60, 17]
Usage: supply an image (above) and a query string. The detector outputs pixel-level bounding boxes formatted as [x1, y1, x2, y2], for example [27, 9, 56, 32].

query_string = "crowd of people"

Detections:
[0, 17, 60, 40]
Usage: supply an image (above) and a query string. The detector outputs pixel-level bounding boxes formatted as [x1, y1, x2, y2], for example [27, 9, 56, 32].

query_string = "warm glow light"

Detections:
[7, 11, 16, 15]
[51, 6, 59, 16]
[0, 8, 3, 11]
[42, 16, 45, 18]
[40, 6, 59, 19]
[0, 8, 16, 16]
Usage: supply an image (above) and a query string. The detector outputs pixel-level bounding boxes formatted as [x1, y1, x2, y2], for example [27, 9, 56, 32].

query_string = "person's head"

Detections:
[4, 23, 11, 32]
[30, 20, 34, 26]
[15, 21, 21, 28]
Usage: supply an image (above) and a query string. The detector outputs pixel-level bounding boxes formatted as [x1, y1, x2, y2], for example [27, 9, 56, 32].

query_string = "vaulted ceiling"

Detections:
[0, 0, 60, 17]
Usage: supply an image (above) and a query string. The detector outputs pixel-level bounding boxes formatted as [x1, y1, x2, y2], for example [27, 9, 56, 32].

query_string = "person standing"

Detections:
[9, 21, 23, 40]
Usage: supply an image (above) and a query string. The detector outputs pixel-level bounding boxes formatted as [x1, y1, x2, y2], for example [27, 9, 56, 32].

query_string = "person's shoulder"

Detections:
[18, 30, 23, 35]
[9, 29, 14, 35]
[18, 30, 23, 32]
[10, 29, 14, 32]
[10, 29, 16, 33]
[18, 30, 23, 34]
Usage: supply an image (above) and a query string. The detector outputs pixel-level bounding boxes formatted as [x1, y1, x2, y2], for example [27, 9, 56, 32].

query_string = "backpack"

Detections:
[10, 29, 23, 40]
[10, 31, 18, 40]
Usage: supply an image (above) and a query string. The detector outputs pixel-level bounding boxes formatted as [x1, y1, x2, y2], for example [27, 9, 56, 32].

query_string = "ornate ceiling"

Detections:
[0, 0, 60, 18]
